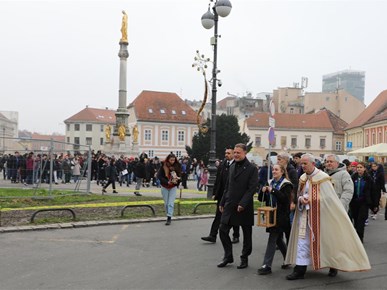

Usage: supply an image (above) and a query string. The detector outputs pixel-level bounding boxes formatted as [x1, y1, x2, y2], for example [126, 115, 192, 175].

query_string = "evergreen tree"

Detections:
[186, 114, 252, 164]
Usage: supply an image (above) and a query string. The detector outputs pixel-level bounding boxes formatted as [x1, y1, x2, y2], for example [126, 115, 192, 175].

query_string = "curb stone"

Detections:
[0, 214, 214, 233]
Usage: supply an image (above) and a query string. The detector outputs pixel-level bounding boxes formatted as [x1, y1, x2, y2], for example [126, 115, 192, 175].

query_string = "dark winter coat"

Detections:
[258, 178, 292, 233]
[220, 158, 259, 226]
[213, 159, 232, 201]
[105, 165, 118, 181]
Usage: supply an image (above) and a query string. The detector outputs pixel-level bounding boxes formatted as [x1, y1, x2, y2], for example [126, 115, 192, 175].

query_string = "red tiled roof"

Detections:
[31, 133, 65, 142]
[64, 107, 116, 124]
[246, 109, 346, 132]
[324, 109, 348, 134]
[129, 90, 197, 123]
[364, 107, 387, 125]
[346, 90, 387, 129]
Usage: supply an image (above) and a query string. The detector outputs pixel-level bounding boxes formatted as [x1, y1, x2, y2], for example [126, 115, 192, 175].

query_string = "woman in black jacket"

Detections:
[369, 162, 386, 220]
[257, 164, 292, 275]
[102, 159, 118, 194]
[350, 162, 373, 243]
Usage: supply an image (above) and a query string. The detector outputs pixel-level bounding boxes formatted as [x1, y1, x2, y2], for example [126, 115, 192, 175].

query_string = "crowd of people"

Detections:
[200, 146, 385, 281]
[1, 147, 385, 278]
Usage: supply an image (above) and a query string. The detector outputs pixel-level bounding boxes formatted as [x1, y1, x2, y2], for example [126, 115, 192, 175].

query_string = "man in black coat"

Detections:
[218, 143, 259, 269]
[201, 147, 240, 243]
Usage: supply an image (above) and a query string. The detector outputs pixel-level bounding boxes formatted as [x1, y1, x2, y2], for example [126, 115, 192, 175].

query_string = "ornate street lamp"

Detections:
[201, 0, 232, 199]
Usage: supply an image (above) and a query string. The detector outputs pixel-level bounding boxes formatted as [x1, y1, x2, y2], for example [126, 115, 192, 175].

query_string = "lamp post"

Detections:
[201, 0, 232, 199]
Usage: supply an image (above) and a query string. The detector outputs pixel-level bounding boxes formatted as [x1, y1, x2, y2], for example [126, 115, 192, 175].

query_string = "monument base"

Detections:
[104, 136, 139, 157]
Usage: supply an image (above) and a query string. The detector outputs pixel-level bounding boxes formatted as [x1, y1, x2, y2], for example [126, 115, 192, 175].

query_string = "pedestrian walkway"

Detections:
[0, 213, 385, 289]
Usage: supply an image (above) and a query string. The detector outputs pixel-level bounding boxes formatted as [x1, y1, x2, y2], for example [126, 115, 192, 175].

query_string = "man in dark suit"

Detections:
[218, 143, 259, 269]
[201, 146, 240, 243]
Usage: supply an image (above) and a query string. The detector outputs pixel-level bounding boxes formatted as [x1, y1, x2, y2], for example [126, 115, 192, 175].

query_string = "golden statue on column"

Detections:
[120, 10, 128, 43]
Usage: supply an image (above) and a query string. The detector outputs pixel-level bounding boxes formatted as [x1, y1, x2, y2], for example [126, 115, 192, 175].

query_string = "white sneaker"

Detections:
[372, 214, 377, 220]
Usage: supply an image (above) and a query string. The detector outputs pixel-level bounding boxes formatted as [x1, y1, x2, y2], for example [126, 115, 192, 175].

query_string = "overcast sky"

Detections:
[1, 0, 386, 134]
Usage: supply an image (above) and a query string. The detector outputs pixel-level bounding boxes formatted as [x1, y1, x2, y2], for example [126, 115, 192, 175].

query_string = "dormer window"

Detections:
[182, 110, 186, 115]
[160, 109, 166, 114]
[148, 108, 153, 113]
[172, 110, 176, 115]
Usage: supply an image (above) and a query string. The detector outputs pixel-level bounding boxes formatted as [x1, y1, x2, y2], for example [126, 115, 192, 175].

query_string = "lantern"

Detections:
[257, 206, 277, 227]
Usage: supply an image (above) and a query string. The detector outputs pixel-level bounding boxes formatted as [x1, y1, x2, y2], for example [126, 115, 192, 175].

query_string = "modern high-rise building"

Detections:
[322, 70, 365, 103]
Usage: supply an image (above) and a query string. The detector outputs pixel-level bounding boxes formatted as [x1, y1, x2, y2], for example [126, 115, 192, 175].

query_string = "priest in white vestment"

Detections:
[285, 154, 371, 280]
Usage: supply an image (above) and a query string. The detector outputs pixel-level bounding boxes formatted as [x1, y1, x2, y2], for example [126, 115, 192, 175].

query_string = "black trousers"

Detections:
[219, 223, 252, 261]
[209, 201, 240, 238]
[104, 179, 116, 190]
[350, 202, 369, 242]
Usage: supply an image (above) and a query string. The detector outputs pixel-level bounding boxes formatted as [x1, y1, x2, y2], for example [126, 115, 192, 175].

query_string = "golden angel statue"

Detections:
[118, 124, 126, 141]
[105, 125, 111, 142]
[120, 10, 128, 42]
[132, 124, 139, 143]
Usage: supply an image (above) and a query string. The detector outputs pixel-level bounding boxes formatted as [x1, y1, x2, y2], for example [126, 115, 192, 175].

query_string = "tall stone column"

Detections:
[110, 11, 130, 154]
[113, 40, 130, 138]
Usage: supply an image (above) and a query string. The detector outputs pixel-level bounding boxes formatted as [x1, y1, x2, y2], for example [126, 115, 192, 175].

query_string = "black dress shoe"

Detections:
[231, 237, 239, 244]
[237, 260, 248, 269]
[281, 263, 291, 269]
[217, 258, 233, 268]
[258, 265, 272, 275]
[328, 268, 338, 277]
[286, 271, 305, 280]
[201, 236, 216, 243]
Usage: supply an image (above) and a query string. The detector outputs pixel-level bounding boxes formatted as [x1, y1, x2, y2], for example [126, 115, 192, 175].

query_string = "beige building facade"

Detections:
[243, 109, 348, 158]
[304, 89, 365, 124]
[127, 90, 199, 159]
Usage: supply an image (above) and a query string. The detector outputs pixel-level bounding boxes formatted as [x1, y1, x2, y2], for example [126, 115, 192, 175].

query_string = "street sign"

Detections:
[269, 117, 275, 128]
[268, 127, 275, 146]
[347, 141, 353, 149]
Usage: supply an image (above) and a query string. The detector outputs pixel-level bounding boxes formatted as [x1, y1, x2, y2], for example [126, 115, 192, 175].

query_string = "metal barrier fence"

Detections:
[0, 137, 92, 196]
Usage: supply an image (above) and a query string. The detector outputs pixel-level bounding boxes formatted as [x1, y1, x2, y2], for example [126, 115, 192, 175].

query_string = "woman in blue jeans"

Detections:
[157, 153, 181, 225]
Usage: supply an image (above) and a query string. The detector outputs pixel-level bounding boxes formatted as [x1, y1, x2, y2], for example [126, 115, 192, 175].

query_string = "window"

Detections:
[176, 151, 182, 158]
[305, 137, 311, 148]
[86, 124, 92, 131]
[86, 137, 92, 145]
[178, 130, 185, 142]
[320, 138, 326, 148]
[290, 108, 294, 114]
[162, 130, 169, 141]
[144, 129, 151, 141]
[281, 136, 287, 147]
[100, 125, 104, 132]
[74, 124, 80, 131]
[291, 137, 297, 148]
[160, 109, 166, 114]
[335, 141, 342, 151]
[66, 124, 70, 131]
[255, 136, 261, 146]
[148, 108, 153, 113]
[67, 137, 70, 143]
[74, 137, 80, 150]
[172, 110, 176, 115]
[182, 110, 186, 115]
[148, 150, 154, 158]
[100, 138, 104, 145]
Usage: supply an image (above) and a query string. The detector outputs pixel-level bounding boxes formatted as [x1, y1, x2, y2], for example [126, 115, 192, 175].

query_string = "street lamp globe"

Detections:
[215, 0, 232, 17]
[201, 8, 215, 29]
